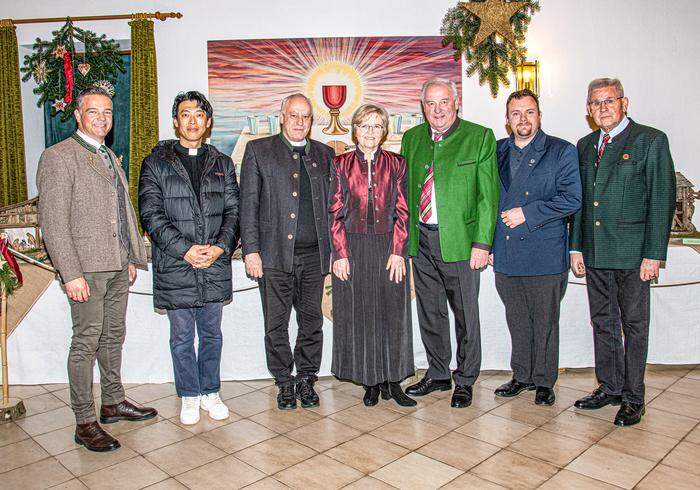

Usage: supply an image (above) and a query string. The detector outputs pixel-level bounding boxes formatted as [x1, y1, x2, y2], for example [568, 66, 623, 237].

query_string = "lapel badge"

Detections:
[623, 153, 630, 160]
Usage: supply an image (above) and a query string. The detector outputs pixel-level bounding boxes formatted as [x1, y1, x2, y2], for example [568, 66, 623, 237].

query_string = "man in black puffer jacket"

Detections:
[139, 91, 239, 426]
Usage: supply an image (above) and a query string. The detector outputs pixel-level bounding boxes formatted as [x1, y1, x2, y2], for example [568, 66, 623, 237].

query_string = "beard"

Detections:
[516, 124, 534, 138]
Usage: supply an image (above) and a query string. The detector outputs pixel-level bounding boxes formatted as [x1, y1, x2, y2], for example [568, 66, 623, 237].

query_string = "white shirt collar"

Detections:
[76, 130, 105, 150]
[598, 116, 630, 145]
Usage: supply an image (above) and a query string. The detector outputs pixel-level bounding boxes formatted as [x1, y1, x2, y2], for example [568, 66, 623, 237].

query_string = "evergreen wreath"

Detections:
[441, 0, 540, 97]
[21, 18, 124, 120]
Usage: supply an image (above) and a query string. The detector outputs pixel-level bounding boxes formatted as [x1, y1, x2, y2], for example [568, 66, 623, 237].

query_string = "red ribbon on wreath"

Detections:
[63, 51, 74, 104]
[0, 238, 23, 287]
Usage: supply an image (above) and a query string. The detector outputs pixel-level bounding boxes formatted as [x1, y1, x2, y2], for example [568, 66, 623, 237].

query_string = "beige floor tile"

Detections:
[662, 440, 700, 476]
[382, 394, 439, 414]
[569, 403, 619, 423]
[644, 386, 664, 403]
[647, 364, 695, 375]
[636, 463, 700, 490]
[455, 413, 535, 448]
[476, 373, 514, 391]
[42, 383, 70, 392]
[539, 469, 619, 489]
[316, 377, 344, 391]
[468, 386, 513, 411]
[33, 425, 81, 455]
[102, 414, 163, 437]
[441, 472, 507, 489]
[79, 456, 168, 489]
[15, 406, 76, 436]
[334, 381, 366, 399]
[0, 438, 50, 473]
[200, 418, 277, 453]
[565, 444, 655, 489]
[508, 428, 591, 467]
[370, 416, 449, 450]
[286, 418, 361, 452]
[145, 395, 182, 420]
[490, 397, 566, 427]
[410, 398, 484, 429]
[540, 410, 614, 444]
[56, 444, 138, 477]
[417, 431, 500, 470]
[305, 388, 360, 416]
[9, 384, 48, 399]
[219, 381, 257, 400]
[170, 410, 240, 434]
[325, 433, 409, 473]
[250, 407, 321, 433]
[0, 456, 73, 489]
[243, 477, 290, 489]
[327, 403, 402, 432]
[50, 479, 88, 489]
[234, 435, 316, 474]
[645, 370, 683, 390]
[124, 383, 175, 404]
[552, 386, 592, 407]
[52, 388, 72, 405]
[143, 478, 189, 489]
[117, 419, 193, 454]
[598, 426, 678, 461]
[627, 406, 697, 440]
[686, 367, 700, 380]
[649, 391, 700, 419]
[175, 454, 265, 489]
[342, 476, 396, 489]
[241, 379, 276, 389]
[667, 377, 700, 399]
[556, 370, 599, 393]
[370, 452, 462, 489]
[225, 391, 277, 417]
[144, 436, 226, 476]
[0, 421, 29, 448]
[684, 423, 700, 444]
[274, 454, 363, 489]
[23, 392, 67, 416]
[471, 450, 558, 489]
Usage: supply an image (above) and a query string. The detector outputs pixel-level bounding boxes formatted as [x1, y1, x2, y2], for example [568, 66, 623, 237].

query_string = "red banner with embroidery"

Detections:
[63, 51, 74, 104]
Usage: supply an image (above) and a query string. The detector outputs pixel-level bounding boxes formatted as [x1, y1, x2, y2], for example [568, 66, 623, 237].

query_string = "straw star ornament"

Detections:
[459, 0, 527, 46]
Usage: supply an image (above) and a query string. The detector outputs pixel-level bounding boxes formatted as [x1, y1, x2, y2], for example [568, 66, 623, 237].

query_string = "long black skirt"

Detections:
[331, 232, 414, 386]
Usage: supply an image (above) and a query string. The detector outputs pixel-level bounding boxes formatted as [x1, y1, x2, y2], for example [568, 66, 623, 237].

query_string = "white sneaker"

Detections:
[180, 396, 201, 425]
[200, 392, 230, 420]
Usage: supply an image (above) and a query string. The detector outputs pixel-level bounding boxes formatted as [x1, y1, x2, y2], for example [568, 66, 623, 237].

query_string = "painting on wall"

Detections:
[207, 36, 461, 167]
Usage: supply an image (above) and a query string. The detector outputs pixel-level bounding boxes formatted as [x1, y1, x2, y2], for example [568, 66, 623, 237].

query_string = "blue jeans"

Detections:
[166, 302, 224, 397]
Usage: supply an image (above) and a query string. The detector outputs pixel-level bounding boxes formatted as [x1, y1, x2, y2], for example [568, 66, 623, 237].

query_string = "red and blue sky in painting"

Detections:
[207, 36, 461, 155]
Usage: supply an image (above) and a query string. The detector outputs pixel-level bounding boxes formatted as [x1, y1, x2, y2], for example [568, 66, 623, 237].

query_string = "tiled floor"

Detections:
[1, 364, 699, 489]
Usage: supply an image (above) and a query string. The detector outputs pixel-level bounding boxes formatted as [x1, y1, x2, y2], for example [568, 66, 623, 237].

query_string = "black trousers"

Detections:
[412, 225, 481, 386]
[495, 272, 568, 388]
[259, 252, 325, 386]
[585, 267, 650, 405]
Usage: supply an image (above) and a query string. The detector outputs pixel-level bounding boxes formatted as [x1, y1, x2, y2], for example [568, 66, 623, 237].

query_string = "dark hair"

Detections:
[76, 86, 112, 109]
[506, 89, 540, 114]
[171, 91, 213, 119]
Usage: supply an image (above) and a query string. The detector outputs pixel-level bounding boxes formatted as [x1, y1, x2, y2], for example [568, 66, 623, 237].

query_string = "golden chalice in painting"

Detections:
[321, 84, 349, 135]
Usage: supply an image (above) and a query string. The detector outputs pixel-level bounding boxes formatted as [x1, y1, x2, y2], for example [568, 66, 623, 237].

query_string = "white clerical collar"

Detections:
[76, 130, 105, 150]
[289, 138, 307, 147]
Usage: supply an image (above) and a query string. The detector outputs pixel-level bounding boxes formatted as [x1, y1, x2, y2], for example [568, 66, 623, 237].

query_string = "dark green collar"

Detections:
[280, 133, 311, 155]
[71, 133, 98, 154]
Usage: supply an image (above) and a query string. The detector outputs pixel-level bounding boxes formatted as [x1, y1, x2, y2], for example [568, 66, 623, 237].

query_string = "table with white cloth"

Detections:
[8, 246, 700, 384]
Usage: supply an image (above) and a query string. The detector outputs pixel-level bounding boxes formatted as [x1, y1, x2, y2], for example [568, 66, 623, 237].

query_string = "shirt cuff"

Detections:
[472, 242, 491, 252]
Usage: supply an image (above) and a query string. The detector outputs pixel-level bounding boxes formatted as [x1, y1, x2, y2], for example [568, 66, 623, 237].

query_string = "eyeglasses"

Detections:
[588, 97, 623, 110]
[356, 124, 384, 133]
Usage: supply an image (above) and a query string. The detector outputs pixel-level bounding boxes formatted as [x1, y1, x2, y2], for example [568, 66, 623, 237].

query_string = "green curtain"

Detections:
[129, 19, 159, 225]
[0, 21, 28, 207]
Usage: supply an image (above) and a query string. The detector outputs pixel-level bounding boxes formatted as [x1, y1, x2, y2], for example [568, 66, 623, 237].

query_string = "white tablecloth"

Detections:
[8, 247, 700, 384]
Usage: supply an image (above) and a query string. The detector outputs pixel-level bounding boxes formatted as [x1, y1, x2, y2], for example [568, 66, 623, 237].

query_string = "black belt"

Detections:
[419, 222, 439, 231]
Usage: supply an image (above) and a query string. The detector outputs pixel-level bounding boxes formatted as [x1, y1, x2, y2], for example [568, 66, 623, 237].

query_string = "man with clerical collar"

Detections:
[401, 77, 499, 408]
[37, 86, 156, 452]
[571, 78, 676, 426]
[240, 93, 335, 410]
[491, 89, 581, 406]
[139, 91, 240, 425]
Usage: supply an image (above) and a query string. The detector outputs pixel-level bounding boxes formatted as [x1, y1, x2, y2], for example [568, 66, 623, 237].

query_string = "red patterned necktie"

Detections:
[419, 132, 442, 222]
[596, 133, 611, 166]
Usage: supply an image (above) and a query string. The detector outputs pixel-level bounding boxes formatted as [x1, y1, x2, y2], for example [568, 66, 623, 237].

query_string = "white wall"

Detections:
[9, 0, 700, 207]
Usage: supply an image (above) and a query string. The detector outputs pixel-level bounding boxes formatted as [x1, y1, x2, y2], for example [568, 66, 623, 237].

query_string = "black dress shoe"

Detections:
[494, 379, 535, 398]
[614, 402, 645, 427]
[277, 385, 297, 410]
[363, 385, 380, 406]
[451, 384, 473, 408]
[75, 422, 121, 452]
[295, 379, 320, 408]
[379, 383, 390, 400]
[534, 387, 555, 406]
[574, 387, 621, 410]
[100, 400, 158, 424]
[405, 376, 452, 396]
[384, 382, 417, 407]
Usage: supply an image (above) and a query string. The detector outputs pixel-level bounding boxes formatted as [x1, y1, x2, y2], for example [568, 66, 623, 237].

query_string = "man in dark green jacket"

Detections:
[570, 78, 676, 426]
[401, 77, 499, 408]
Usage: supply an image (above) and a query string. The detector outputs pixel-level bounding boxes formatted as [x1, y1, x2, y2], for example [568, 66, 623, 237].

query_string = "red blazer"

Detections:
[328, 148, 409, 260]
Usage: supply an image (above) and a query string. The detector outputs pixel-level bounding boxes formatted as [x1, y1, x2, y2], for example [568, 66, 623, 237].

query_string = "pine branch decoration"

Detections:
[441, 1, 540, 97]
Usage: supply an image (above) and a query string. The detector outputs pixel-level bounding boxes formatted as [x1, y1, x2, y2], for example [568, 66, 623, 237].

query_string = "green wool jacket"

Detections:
[400, 119, 499, 262]
[570, 119, 676, 269]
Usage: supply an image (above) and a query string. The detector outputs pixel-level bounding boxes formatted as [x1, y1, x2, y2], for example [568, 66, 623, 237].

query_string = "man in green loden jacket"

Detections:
[571, 78, 676, 427]
[401, 77, 499, 408]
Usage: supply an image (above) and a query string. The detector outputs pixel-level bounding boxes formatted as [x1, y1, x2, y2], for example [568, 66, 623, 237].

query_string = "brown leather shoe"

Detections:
[75, 421, 120, 452]
[100, 400, 158, 424]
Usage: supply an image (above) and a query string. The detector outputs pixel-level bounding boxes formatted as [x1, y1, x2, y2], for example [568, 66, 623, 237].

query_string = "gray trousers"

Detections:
[413, 225, 482, 386]
[67, 263, 129, 423]
[495, 272, 568, 388]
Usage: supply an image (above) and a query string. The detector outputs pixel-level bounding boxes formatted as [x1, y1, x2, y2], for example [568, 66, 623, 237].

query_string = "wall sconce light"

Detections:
[516, 60, 540, 96]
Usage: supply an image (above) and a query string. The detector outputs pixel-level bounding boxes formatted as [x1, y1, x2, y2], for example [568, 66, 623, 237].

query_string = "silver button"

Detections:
[594, 201, 599, 207]
[595, 221, 601, 226]
[525, 191, 529, 196]
[287, 234, 293, 239]
[312, 163, 317, 167]
[292, 192, 298, 197]
[290, 213, 296, 219]
[293, 173, 299, 179]
[506, 235, 510, 240]
[530, 159, 536, 164]
[292, 154, 299, 159]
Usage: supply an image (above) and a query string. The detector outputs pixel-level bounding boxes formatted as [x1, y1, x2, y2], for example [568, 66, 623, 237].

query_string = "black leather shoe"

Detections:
[379, 383, 390, 400]
[405, 376, 452, 396]
[494, 379, 536, 398]
[75, 422, 120, 452]
[534, 387, 555, 406]
[385, 382, 417, 407]
[574, 387, 621, 410]
[100, 400, 158, 424]
[363, 385, 380, 406]
[614, 402, 645, 427]
[277, 385, 297, 410]
[451, 384, 473, 408]
[295, 379, 320, 408]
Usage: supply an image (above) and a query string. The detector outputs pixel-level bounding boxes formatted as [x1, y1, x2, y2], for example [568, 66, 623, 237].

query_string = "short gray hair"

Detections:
[420, 77, 459, 102]
[76, 86, 112, 110]
[280, 93, 313, 115]
[587, 78, 625, 102]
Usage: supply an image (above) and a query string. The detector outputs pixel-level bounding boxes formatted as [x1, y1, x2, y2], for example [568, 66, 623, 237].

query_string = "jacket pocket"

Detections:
[457, 159, 477, 166]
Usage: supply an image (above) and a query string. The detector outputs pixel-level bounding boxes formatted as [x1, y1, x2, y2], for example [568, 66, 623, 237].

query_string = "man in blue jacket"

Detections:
[490, 90, 581, 405]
